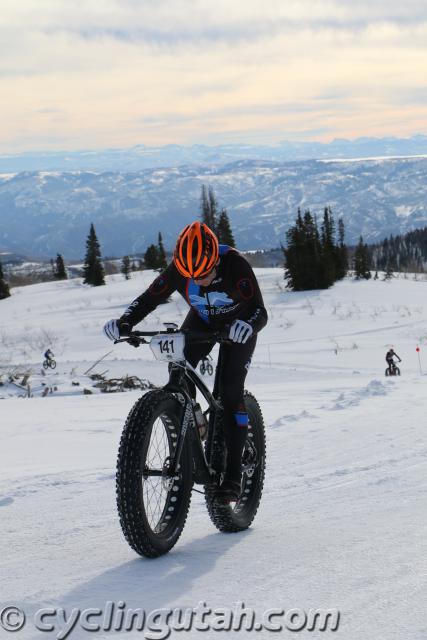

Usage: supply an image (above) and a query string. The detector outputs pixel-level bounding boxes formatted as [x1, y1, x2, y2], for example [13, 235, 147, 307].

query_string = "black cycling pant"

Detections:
[181, 311, 256, 480]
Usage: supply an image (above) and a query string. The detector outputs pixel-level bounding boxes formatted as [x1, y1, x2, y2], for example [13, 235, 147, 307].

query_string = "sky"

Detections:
[1, 0, 427, 153]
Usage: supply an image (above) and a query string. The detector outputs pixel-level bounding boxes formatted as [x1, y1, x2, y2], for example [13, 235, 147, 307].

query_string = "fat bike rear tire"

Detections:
[204, 391, 266, 533]
[116, 389, 193, 558]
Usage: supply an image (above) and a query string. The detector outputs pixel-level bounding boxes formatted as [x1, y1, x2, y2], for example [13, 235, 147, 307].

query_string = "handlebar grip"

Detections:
[182, 328, 231, 344]
[119, 321, 132, 337]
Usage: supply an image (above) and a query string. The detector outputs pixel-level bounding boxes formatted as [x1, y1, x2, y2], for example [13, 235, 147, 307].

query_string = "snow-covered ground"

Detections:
[1, 270, 427, 639]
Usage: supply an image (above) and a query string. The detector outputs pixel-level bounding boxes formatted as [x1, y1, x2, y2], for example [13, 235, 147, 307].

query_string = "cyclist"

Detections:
[104, 221, 268, 501]
[200, 353, 214, 375]
[385, 348, 401, 373]
[44, 348, 54, 364]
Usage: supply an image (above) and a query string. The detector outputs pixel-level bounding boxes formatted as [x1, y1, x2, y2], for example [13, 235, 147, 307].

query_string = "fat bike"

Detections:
[115, 324, 266, 558]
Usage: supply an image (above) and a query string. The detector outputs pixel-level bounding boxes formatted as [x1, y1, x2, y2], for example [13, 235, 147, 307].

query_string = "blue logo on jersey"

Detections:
[189, 291, 233, 307]
[188, 280, 233, 322]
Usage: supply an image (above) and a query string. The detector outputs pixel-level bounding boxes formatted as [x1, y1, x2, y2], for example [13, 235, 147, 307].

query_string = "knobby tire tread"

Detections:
[116, 389, 192, 558]
[204, 391, 266, 533]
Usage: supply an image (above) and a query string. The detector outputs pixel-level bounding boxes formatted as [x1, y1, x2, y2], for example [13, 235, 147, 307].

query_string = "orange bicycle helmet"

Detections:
[173, 221, 219, 278]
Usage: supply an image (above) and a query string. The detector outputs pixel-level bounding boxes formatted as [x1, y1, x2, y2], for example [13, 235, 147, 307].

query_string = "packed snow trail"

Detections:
[1, 374, 427, 639]
[1, 271, 427, 639]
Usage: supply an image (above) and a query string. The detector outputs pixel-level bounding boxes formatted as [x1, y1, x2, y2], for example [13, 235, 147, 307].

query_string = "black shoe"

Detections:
[214, 479, 241, 504]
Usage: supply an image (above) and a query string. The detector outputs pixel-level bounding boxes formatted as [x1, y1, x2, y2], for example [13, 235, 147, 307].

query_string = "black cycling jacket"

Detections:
[119, 245, 268, 333]
[386, 350, 400, 362]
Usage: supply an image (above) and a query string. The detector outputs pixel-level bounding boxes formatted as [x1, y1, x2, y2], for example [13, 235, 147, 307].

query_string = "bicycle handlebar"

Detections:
[114, 328, 231, 346]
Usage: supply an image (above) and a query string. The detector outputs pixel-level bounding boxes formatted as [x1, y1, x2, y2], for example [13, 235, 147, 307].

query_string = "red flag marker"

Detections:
[416, 346, 422, 374]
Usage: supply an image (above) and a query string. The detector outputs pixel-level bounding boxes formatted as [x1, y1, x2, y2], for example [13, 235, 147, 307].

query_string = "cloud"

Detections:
[0, 0, 426, 151]
[389, 87, 427, 106]
[34, 107, 64, 114]
[4, 1, 427, 49]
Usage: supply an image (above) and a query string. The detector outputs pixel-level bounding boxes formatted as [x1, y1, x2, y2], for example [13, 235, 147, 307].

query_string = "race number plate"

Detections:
[149, 333, 185, 362]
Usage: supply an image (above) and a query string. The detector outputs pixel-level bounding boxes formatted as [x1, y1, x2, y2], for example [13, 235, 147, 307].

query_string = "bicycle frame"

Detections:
[116, 329, 226, 485]
[165, 361, 222, 483]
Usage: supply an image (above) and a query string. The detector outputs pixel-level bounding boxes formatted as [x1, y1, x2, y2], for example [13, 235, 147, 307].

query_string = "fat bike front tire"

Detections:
[49, 360, 57, 369]
[204, 391, 266, 533]
[116, 389, 193, 558]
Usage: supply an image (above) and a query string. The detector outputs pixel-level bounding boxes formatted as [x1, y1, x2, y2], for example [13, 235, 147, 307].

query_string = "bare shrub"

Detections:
[330, 338, 340, 354]
[304, 299, 315, 315]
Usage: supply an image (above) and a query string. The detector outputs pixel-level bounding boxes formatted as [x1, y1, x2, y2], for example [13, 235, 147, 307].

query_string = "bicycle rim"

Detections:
[116, 390, 193, 557]
[204, 391, 266, 532]
[140, 413, 178, 535]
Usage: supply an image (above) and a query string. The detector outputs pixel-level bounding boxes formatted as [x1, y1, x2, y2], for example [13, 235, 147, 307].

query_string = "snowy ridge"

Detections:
[1, 156, 427, 258]
[1, 135, 427, 173]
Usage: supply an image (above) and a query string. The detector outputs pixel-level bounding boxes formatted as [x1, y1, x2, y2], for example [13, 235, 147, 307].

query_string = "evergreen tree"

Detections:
[369, 226, 427, 274]
[200, 185, 218, 231]
[217, 209, 236, 247]
[83, 223, 105, 286]
[285, 209, 325, 290]
[320, 206, 336, 288]
[383, 261, 394, 281]
[354, 236, 371, 279]
[200, 184, 209, 226]
[142, 233, 168, 271]
[336, 218, 348, 279]
[284, 209, 304, 290]
[55, 254, 67, 280]
[285, 208, 348, 290]
[0, 261, 11, 299]
[157, 232, 168, 270]
[208, 186, 218, 231]
[144, 244, 160, 269]
[121, 255, 131, 280]
[304, 210, 324, 289]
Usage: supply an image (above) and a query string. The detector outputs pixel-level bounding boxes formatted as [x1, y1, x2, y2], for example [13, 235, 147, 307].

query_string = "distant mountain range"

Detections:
[0, 135, 426, 173]
[0, 156, 426, 259]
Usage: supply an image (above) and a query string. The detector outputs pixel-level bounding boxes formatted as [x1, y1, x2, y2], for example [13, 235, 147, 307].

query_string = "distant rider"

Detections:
[103, 221, 268, 502]
[385, 348, 401, 373]
[44, 348, 54, 363]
